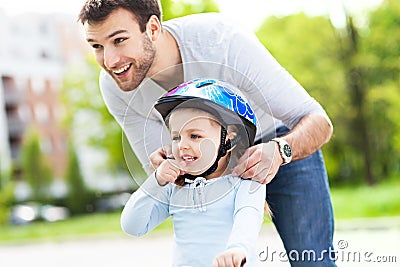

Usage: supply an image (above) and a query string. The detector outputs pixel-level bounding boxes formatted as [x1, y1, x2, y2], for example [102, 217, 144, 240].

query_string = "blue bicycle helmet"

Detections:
[154, 78, 257, 146]
[154, 78, 257, 180]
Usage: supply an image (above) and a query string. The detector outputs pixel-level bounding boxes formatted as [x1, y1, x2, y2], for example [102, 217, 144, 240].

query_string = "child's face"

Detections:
[169, 108, 224, 176]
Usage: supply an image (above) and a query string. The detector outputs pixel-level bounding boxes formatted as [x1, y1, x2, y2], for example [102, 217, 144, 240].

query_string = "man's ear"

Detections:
[146, 15, 162, 41]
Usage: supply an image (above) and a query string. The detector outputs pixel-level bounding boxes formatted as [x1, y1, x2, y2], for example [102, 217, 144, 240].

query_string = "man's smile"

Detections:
[113, 63, 132, 75]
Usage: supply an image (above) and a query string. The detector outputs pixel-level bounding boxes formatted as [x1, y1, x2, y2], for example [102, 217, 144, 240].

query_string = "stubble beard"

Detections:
[112, 34, 156, 91]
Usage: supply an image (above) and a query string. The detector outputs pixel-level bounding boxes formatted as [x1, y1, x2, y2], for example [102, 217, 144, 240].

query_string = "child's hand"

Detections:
[155, 159, 183, 186]
[149, 145, 173, 171]
[212, 248, 246, 267]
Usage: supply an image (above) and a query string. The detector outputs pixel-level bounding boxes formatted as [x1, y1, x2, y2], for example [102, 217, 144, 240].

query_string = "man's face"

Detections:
[85, 8, 155, 91]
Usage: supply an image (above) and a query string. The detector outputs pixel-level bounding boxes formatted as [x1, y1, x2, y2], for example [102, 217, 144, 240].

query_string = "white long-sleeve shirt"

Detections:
[99, 13, 331, 173]
[121, 174, 265, 267]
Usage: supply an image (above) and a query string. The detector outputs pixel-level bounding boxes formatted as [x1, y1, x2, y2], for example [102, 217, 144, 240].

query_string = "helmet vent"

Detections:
[196, 79, 215, 88]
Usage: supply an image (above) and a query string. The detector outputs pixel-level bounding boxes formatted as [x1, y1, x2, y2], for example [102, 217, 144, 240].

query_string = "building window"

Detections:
[40, 51, 49, 59]
[31, 77, 46, 95]
[34, 102, 50, 124]
[40, 138, 52, 155]
[18, 104, 31, 122]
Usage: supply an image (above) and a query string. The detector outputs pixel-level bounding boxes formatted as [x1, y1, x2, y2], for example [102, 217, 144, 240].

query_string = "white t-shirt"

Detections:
[99, 13, 330, 173]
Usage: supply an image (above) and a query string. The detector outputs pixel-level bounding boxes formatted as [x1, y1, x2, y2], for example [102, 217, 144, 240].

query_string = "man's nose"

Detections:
[103, 47, 120, 69]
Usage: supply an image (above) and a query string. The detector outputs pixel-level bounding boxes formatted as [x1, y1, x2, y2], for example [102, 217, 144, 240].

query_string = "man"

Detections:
[79, 0, 336, 266]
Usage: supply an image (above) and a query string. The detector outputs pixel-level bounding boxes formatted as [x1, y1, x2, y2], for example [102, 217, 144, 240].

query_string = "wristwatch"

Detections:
[271, 138, 292, 165]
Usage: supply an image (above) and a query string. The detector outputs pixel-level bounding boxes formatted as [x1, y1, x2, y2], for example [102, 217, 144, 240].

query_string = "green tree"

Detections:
[256, 14, 351, 184]
[0, 167, 4, 190]
[65, 144, 94, 215]
[360, 0, 400, 179]
[324, 13, 377, 185]
[256, 1, 400, 185]
[0, 181, 14, 225]
[0, 165, 13, 225]
[161, 0, 219, 21]
[330, 0, 400, 184]
[62, 56, 126, 173]
[20, 131, 52, 202]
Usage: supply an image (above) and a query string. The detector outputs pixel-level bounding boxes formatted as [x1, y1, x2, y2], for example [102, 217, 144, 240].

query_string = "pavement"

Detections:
[0, 217, 399, 267]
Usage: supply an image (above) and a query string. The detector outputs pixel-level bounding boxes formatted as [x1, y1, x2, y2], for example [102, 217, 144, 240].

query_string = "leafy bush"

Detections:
[0, 182, 15, 225]
[65, 145, 96, 215]
[20, 131, 52, 202]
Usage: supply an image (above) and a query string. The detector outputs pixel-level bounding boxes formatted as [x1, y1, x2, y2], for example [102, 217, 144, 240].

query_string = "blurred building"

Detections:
[0, 10, 88, 180]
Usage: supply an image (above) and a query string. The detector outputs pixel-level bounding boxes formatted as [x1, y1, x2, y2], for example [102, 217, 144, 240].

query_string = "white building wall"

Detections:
[0, 77, 12, 176]
[0, 11, 130, 192]
[0, 12, 66, 178]
[0, 11, 11, 176]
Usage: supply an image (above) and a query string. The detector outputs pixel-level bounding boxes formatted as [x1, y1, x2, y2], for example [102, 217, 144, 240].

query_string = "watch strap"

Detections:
[271, 137, 292, 165]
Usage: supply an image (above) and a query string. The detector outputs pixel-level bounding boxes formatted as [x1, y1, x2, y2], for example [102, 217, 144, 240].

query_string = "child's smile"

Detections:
[181, 154, 197, 163]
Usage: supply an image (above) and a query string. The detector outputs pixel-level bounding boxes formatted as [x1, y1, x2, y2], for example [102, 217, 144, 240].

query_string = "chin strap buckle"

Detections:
[185, 177, 207, 212]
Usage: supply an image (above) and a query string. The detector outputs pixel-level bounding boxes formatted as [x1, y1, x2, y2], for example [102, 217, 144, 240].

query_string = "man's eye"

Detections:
[114, 38, 126, 45]
[92, 44, 103, 49]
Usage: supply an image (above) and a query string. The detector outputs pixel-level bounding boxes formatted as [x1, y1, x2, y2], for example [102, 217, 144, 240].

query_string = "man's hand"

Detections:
[212, 248, 246, 267]
[232, 142, 283, 184]
[149, 145, 173, 171]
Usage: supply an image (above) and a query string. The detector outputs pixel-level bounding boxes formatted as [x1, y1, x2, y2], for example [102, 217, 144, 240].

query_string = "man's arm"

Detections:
[225, 27, 333, 183]
[283, 113, 333, 161]
[232, 113, 333, 184]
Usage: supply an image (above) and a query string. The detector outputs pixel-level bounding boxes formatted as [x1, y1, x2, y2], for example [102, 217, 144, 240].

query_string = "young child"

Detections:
[121, 79, 266, 267]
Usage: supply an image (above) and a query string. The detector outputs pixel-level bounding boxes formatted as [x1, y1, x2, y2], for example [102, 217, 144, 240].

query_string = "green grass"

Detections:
[330, 179, 400, 219]
[0, 211, 174, 244]
[0, 180, 398, 244]
[0, 212, 123, 244]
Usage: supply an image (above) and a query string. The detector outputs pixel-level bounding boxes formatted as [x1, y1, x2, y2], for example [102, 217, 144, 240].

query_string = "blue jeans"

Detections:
[262, 126, 336, 266]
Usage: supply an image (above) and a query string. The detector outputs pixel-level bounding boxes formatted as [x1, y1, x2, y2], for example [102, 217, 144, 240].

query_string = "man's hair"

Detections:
[78, 0, 162, 32]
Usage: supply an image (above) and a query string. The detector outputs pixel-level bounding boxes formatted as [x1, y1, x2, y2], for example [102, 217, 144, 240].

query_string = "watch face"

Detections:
[283, 144, 292, 157]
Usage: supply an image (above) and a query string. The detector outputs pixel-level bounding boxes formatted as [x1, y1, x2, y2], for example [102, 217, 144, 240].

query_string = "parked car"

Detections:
[95, 192, 131, 212]
[9, 203, 70, 225]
